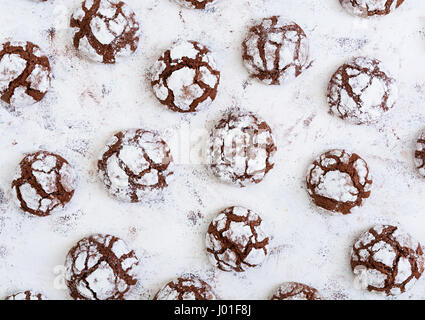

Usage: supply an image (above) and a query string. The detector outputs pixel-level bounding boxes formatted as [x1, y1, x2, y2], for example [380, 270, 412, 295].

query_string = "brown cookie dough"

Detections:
[11, 151, 76, 217]
[154, 274, 218, 300]
[351, 225, 424, 296]
[5, 291, 46, 300]
[70, 0, 141, 64]
[98, 129, 174, 202]
[206, 206, 270, 272]
[242, 16, 310, 85]
[327, 56, 398, 125]
[414, 129, 425, 177]
[0, 41, 51, 107]
[65, 234, 139, 300]
[340, 0, 405, 17]
[207, 109, 276, 187]
[271, 282, 322, 300]
[151, 40, 220, 113]
[306, 149, 372, 215]
[173, 0, 217, 9]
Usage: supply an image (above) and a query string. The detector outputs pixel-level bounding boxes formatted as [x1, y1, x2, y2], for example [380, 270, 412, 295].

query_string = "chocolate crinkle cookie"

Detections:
[65, 234, 139, 300]
[173, 0, 217, 9]
[327, 56, 398, 125]
[414, 129, 425, 177]
[151, 40, 220, 113]
[271, 282, 322, 300]
[98, 129, 173, 202]
[206, 206, 270, 272]
[5, 291, 46, 300]
[306, 149, 372, 215]
[351, 225, 424, 296]
[154, 274, 218, 300]
[0, 41, 51, 107]
[242, 16, 310, 85]
[70, 0, 141, 64]
[340, 0, 405, 17]
[11, 151, 76, 217]
[207, 109, 276, 187]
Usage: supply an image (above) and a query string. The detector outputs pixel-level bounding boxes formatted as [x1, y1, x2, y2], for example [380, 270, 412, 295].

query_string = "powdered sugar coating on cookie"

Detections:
[173, 0, 217, 10]
[206, 206, 270, 272]
[11, 151, 76, 217]
[151, 40, 220, 113]
[306, 149, 372, 214]
[351, 225, 424, 296]
[5, 291, 46, 300]
[414, 129, 425, 177]
[154, 274, 218, 300]
[242, 16, 310, 85]
[207, 109, 277, 187]
[327, 56, 398, 125]
[98, 129, 174, 202]
[271, 282, 321, 300]
[0, 41, 51, 107]
[70, 0, 141, 64]
[65, 234, 139, 300]
[339, 0, 405, 17]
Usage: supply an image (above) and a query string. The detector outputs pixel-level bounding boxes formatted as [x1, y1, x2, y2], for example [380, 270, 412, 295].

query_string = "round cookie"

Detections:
[154, 274, 218, 300]
[11, 151, 76, 217]
[65, 234, 139, 300]
[206, 206, 270, 272]
[5, 291, 46, 300]
[151, 40, 220, 113]
[271, 282, 321, 300]
[173, 0, 217, 9]
[207, 109, 276, 187]
[351, 225, 424, 296]
[339, 0, 405, 17]
[327, 56, 398, 125]
[0, 41, 51, 107]
[306, 149, 372, 215]
[242, 16, 310, 85]
[414, 129, 425, 177]
[70, 0, 141, 64]
[98, 129, 174, 202]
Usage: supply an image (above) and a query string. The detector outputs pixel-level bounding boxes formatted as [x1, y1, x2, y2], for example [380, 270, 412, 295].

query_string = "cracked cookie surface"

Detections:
[70, 0, 141, 64]
[207, 109, 276, 187]
[65, 234, 139, 300]
[11, 151, 76, 217]
[151, 40, 220, 113]
[242, 16, 310, 85]
[414, 129, 425, 177]
[206, 206, 269, 272]
[340, 0, 405, 17]
[351, 225, 424, 296]
[306, 149, 372, 214]
[154, 274, 218, 300]
[271, 282, 321, 300]
[327, 56, 398, 125]
[173, 0, 217, 9]
[5, 291, 46, 300]
[98, 129, 174, 202]
[0, 41, 51, 107]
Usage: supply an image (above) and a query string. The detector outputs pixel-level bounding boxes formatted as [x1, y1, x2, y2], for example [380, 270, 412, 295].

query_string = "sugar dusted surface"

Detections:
[1, 0, 425, 300]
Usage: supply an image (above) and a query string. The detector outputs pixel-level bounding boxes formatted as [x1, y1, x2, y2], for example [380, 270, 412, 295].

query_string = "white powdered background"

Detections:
[0, 0, 425, 300]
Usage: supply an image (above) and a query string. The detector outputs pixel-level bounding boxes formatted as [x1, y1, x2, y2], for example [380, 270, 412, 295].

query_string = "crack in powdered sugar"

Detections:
[151, 40, 220, 113]
[207, 109, 277, 187]
[154, 274, 218, 300]
[306, 149, 372, 214]
[339, 0, 405, 17]
[242, 16, 310, 85]
[327, 56, 398, 125]
[206, 206, 270, 272]
[173, 0, 218, 10]
[351, 225, 424, 296]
